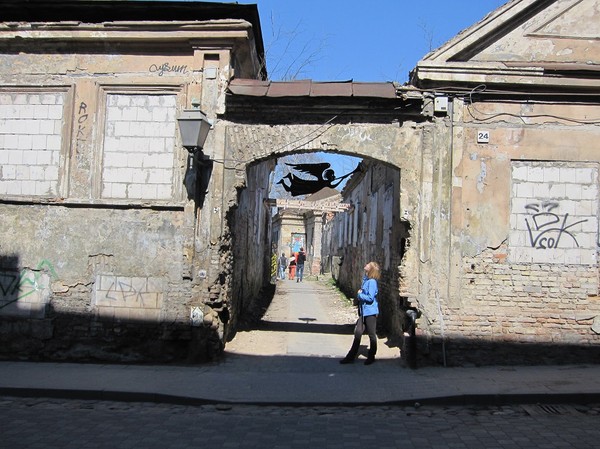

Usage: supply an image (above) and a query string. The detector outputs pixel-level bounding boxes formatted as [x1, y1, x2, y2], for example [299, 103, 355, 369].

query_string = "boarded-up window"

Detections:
[510, 161, 598, 264]
[0, 92, 65, 197]
[102, 94, 177, 200]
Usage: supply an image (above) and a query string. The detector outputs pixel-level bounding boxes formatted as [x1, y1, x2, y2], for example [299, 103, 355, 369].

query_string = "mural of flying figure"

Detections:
[277, 161, 362, 196]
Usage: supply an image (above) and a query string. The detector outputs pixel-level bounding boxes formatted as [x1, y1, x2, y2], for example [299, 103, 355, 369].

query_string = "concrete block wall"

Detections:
[510, 162, 598, 265]
[93, 275, 165, 322]
[0, 92, 64, 197]
[102, 94, 177, 201]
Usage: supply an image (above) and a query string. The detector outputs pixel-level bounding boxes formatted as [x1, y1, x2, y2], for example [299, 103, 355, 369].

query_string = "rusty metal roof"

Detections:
[228, 79, 397, 99]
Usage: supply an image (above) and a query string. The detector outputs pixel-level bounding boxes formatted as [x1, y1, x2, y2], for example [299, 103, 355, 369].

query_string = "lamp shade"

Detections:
[177, 109, 212, 152]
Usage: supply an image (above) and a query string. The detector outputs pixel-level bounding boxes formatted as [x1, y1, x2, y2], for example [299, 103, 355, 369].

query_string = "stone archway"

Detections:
[216, 120, 436, 344]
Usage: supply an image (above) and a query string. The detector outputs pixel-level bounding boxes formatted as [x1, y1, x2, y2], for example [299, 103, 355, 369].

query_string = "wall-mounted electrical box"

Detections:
[434, 96, 449, 113]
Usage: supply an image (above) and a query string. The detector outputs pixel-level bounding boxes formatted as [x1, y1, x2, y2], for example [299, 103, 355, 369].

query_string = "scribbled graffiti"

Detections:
[270, 251, 277, 284]
[0, 259, 57, 310]
[75, 101, 88, 158]
[148, 62, 188, 76]
[525, 202, 587, 249]
[105, 279, 150, 306]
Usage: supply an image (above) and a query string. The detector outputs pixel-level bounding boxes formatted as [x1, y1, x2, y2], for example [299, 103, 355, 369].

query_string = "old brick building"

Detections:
[408, 0, 600, 364]
[0, 0, 270, 361]
[226, 0, 600, 365]
[1, 0, 599, 366]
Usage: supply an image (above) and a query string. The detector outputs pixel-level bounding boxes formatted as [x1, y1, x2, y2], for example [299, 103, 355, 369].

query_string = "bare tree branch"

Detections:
[261, 13, 329, 81]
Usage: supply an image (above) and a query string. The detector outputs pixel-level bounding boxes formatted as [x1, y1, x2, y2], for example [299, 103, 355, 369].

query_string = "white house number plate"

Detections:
[477, 130, 490, 144]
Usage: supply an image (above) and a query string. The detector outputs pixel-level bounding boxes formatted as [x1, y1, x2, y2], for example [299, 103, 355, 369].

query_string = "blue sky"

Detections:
[248, 1, 508, 192]
[240, 0, 507, 82]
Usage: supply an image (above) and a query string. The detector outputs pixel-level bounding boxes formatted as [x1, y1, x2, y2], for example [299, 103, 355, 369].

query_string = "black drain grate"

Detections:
[521, 404, 581, 416]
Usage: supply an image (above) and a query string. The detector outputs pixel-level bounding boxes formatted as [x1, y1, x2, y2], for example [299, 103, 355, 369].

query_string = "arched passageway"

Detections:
[226, 275, 400, 362]
[219, 122, 428, 350]
[207, 79, 446, 363]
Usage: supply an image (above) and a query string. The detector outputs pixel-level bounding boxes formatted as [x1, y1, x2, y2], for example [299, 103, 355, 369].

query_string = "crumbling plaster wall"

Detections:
[325, 160, 407, 337]
[433, 97, 600, 365]
[224, 157, 275, 335]
[0, 20, 260, 362]
[472, 0, 600, 65]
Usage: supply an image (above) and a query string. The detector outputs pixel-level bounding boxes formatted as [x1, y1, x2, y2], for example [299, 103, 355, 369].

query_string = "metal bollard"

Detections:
[403, 309, 418, 369]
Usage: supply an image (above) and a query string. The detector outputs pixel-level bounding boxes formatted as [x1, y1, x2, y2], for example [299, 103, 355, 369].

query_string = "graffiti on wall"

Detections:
[525, 201, 588, 249]
[0, 259, 57, 310]
[94, 275, 163, 311]
[105, 278, 151, 307]
[291, 233, 305, 254]
[148, 62, 188, 76]
[75, 101, 89, 159]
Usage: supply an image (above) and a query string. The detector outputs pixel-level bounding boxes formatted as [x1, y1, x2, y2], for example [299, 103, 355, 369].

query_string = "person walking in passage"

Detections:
[277, 252, 288, 280]
[340, 261, 380, 365]
[295, 247, 306, 282]
[288, 255, 296, 280]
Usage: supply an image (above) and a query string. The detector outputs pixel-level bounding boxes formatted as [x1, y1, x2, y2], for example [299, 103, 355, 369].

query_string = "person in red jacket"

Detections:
[288, 254, 296, 280]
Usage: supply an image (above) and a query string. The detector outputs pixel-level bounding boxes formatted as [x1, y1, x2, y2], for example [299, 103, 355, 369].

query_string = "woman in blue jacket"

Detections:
[340, 261, 380, 365]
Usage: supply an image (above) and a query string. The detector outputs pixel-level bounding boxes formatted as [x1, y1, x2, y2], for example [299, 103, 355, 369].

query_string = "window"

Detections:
[0, 91, 65, 197]
[101, 94, 177, 201]
[510, 161, 598, 264]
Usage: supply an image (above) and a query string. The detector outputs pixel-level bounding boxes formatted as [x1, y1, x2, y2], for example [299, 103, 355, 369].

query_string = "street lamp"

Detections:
[177, 108, 213, 157]
[178, 108, 213, 202]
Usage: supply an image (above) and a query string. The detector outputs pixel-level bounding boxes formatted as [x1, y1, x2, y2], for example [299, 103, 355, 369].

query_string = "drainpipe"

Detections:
[441, 97, 455, 368]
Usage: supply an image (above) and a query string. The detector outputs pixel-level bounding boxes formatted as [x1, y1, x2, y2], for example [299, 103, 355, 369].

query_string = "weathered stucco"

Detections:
[0, 9, 264, 362]
[2, 0, 600, 367]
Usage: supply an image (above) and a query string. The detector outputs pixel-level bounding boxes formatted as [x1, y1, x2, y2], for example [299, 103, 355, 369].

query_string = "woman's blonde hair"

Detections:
[366, 261, 381, 280]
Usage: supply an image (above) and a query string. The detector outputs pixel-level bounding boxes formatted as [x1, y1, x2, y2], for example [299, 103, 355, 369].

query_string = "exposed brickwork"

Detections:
[429, 244, 600, 365]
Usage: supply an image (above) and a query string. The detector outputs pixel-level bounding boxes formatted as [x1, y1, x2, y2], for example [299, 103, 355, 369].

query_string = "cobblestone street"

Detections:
[2, 396, 599, 449]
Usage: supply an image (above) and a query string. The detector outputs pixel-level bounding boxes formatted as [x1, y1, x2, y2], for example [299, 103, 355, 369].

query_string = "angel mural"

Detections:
[277, 161, 362, 196]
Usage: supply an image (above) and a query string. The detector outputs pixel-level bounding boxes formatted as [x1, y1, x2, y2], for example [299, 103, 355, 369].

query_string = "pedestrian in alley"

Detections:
[288, 254, 296, 280]
[340, 261, 380, 365]
[296, 247, 306, 282]
[277, 252, 287, 280]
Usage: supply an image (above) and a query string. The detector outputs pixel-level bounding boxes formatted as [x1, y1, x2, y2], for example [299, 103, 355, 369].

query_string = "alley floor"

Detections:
[225, 277, 400, 361]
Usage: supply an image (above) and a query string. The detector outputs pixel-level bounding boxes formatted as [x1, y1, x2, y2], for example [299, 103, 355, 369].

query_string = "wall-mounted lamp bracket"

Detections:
[177, 109, 213, 158]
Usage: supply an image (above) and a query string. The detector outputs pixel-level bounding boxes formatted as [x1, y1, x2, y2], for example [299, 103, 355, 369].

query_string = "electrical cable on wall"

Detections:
[208, 113, 341, 170]
[463, 84, 600, 125]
